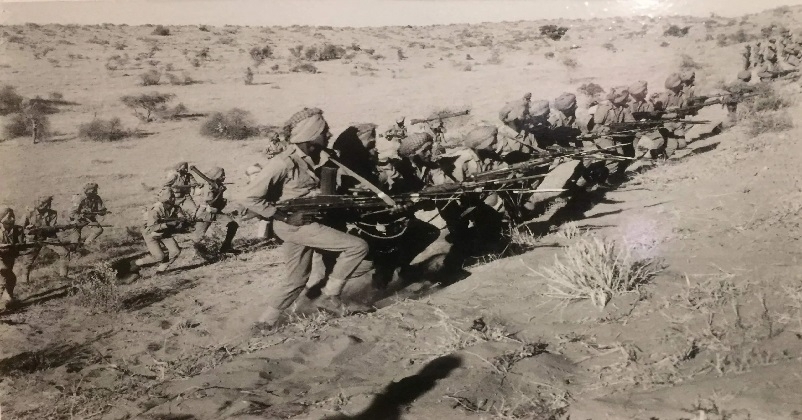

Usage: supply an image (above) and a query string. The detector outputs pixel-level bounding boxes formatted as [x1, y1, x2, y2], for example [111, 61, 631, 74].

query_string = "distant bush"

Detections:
[198, 24, 210, 32]
[3, 107, 50, 140]
[249, 45, 273, 67]
[544, 51, 555, 59]
[663, 25, 690, 37]
[288, 44, 304, 58]
[0, 85, 24, 116]
[539, 25, 569, 41]
[751, 87, 792, 112]
[200, 108, 258, 140]
[578, 82, 605, 99]
[308, 43, 346, 61]
[166, 72, 194, 85]
[679, 54, 701, 69]
[562, 57, 578, 69]
[772, 5, 791, 16]
[79, 117, 130, 142]
[70, 262, 121, 313]
[602, 42, 617, 52]
[486, 50, 502, 65]
[291, 63, 318, 73]
[660, 41, 670, 47]
[120, 92, 176, 122]
[105, 54, 129, 71]
[140, 69, 161, 86]
[151, 25, 170, 36]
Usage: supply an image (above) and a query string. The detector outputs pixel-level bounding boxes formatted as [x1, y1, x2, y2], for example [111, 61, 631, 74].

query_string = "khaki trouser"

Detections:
[1, 254, 17, 302]
[70, 224, 104, 244]
[192, 211, 238, 250]
[136, 232, 181, 267]
[266, 221, 368, 312]
[16, 244, 70, 282]
[593, 136, 636, 176]
[524, 160, 582, 210]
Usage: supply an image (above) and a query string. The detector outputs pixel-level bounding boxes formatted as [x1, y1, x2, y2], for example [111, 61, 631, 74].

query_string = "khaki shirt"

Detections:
[244, 145, 329, 218]
[70, 194, 105, 222]
[143, 200, 180, 234]
[23, 208, 58, 240]
[0, 224, 26, 257]
[163, 170, 197, 198]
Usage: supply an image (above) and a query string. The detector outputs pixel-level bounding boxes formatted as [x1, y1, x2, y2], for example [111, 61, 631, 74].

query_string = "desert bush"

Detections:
[3, 107, 49, 139]
[562, 57, 578, 69]
[302, 43, 346, 61]
[200, 108, 258, 140]
[120, 92, 176, 122]
[750, 87, 791, 112]
[288, 44, 304, 58]
[660, 41, 670, 47]
[49, 92, 63, 100]
[486, 50, 502, 64]
[747, 111, 793, 136]
[70, 262, 121, 313]
[249, 45, 273, 66]
[602, 42, 617, 52]
[577, 83, 605, 99]
[544, 51, 555, 59]
[78, 117, 130, 141]
[772, 5, 791, 16]
[0, 85, 24, 116]
[663, 25, 690, 37]
[462, 63, 473, 71]
[291, 63, 318, 73]
[105, 54, 129, 70]
[166, 72, 194, 85]
[198, 24, 210, 32]
[87, 36, 109, 45]
[114, 41, 126, 50]
[140, 69, 161, 86]
[679, 54, 701, 69]
[540, 25, 569, 41]
[532, 236, 660, 308]
[151, 25, 170, 36]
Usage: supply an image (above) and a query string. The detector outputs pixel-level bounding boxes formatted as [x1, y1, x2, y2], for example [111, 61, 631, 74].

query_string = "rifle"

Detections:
[410, 110, 470, 125]
[0, 241, 82, 251]
[765, 68, 799, 77]
[608, 119, 711, 132]
[189, 165, 226, 193]
[27, 223, 112, 236]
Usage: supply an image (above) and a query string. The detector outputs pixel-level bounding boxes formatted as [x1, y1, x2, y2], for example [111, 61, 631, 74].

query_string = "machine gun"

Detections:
[189, 165, 226, 193]
[410, 110, 470, 125]
[607, 119, 711, 132]
[27, 223, 111, 236]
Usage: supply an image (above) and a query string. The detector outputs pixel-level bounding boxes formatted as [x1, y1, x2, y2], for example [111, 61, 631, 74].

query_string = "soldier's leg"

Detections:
[1, 256, 18, 302]
[47, 244, 70, 277]
[157, 237, 181, 272]
[219, 215, 238, 251]
[193, 221, 212, 242]
[15, 247, 41, 284]
[135, 233, 166, 267]
[83, 225, 104, 243]
[258, 239, 314, 325]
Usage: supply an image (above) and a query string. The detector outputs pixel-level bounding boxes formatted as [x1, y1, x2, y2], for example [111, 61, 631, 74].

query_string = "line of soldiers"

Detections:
[1, 38, 789, 317]
[0, 183, 107, 309]
[742, 31, 801, 81]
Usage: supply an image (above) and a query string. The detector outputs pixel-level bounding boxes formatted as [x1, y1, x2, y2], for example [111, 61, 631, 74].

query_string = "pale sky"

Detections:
[1, 0, 801, 27]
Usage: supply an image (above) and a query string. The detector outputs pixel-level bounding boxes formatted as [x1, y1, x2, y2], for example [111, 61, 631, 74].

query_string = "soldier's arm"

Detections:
[244, 158, 289, 219]
[163, 171, 179, 188]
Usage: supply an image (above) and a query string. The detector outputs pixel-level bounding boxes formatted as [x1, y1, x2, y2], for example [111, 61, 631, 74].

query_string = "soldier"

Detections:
[742, 44, 752, 70]
[133, 188, 183, 273]
[628, 81, 667, 160]
[548, 92, 587, 149]
[499, 92, 531, 137]
[0, 206, 25, 310]
[679, 70, 696, 100]
[384, 117, 407, 140]
[757, 51, 784, 81]
[18, 195, 71, 283]
[588, 86, 636, 183]
[721, 70, 755, 127]
[70, 183, 108, 244]
[655, 73, 691, 155]
[243, 108, 371, 330]
[192, 167, 239, 257]
[163, 162, 199, 216]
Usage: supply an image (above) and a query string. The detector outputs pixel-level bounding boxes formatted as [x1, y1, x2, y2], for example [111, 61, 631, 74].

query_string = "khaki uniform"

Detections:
[590, 102, 636, 178]
[757, 61, 784, 81]
[18, 208, 70, 281]
[1, 224, 26, 303]
[137, 200, 182, 267]
[70, 194, 106, 243]
[244, 146, 368, 314]
[163, 170, 198, 215]
[193, 181, 238, 250]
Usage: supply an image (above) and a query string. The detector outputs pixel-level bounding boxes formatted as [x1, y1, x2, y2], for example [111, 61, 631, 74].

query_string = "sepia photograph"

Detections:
[1, 0, 801, 418]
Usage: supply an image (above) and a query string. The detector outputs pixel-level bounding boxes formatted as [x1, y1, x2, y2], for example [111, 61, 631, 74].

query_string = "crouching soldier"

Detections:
[192, 167, 239, 257]
[18, 195, 71, 282]
[242, 108, 371, 331]
[588, 86, 637, 184]
[133, 188, 183, 273]
[0, 206, 26, 310]
[164, 162, 199, 216]
[70, 183, 108, 245]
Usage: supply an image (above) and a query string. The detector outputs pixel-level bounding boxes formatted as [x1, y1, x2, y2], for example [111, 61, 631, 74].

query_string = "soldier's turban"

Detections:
[208, 167, 225, 181]
[395, 116, 405, 125]
[607, 86, 630, 104]
[354, 123, 378, 145]
[737, 70, 752, 82]
[84, 182, 99, 193]
[288, 110, 328, 145]
[36, 195, 53, 208]
[665, 73, 682, 89]
[245, 164, 262, 177]
[375, 137, 401, 161]
[554, 93, 577, 111]
[0, 206, 13, 222]
[175, 161, 188, 171]
[523, 92, 532, 100]
[629, 81, 648, 97]
[680, 70, 696, 83]
[530, 100, 551, 117]
[463, 125, 498, 149]
[398, 132, 434, 157]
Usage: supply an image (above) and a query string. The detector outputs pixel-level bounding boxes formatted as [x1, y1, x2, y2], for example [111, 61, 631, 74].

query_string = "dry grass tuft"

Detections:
[531, 236, 660, 307]
[70, 262, 121, 313]
[746, 111, 793, 136]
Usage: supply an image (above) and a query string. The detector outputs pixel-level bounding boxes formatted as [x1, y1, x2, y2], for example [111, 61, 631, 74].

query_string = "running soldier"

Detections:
[588, 86, 636, 183]
[192, 167, 239, 257]
[164, 162, 199, 216]
[0, 206, 26, 310]
[70, 183, 108, 245]
[18, 195, 71, 282]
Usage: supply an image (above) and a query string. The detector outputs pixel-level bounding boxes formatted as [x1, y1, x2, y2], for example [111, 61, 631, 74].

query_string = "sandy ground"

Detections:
[2, 7, 802, 420]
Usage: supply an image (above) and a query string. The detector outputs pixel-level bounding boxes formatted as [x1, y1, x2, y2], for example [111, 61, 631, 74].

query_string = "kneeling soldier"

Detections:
[19, 195, 71, 282]
[1, 206, 26, 309]
[134, 188, 183, 273]
[192, 167, 239, 256]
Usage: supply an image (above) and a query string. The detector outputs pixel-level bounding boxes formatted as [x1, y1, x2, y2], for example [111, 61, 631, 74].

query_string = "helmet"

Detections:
[207, 167, 225, 181]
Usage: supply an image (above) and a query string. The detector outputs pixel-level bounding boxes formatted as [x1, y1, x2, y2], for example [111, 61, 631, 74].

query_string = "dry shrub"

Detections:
[151, 25, 170, 36]
[166, 71, 194, 85]
[577, 82, 605, 99]
[140, 69, 161, 86]
[291, 63, 318, 73]
[249, 45, 273, 67]
[0, 85, 24, 116]
[747, 111, 793, 136]
[602, 42, 617, 52]
[70, 262, 121, 313]
[200, 108, 258, 140]
[486, 50, 502, 65]
[750, 86, 792, 112]
[120, 92, 175, 122]
[562, 57, 578, 69]
[539, 25, 568, 41]
[664, 25, 690, 37]
[78, 117, 130, 142]
[679, 54, 701, 69]
[3, 107, 49, 139]
[531, 236, 660, 308]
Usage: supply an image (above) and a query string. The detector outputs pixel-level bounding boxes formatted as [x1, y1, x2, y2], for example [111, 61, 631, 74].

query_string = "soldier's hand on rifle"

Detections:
[387, 204, 410, 215]
[279, 211, 315, 227]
